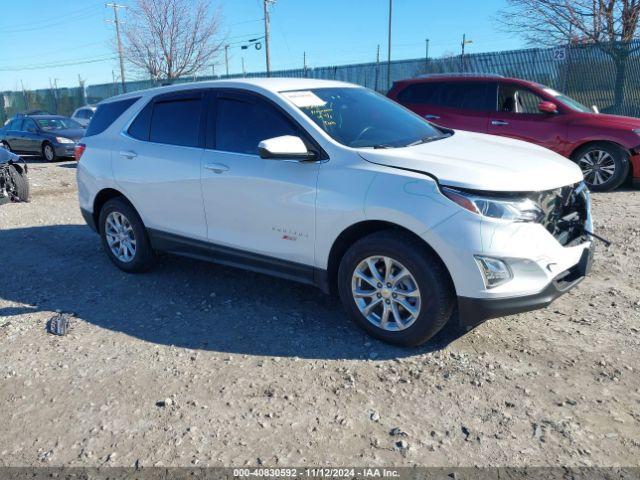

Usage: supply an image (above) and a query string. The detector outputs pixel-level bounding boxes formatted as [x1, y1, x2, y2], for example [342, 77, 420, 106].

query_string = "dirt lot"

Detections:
[0, 158, 639, 467]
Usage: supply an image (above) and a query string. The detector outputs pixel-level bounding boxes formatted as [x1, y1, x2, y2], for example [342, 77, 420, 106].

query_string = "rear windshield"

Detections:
[85, 97, 139, 137]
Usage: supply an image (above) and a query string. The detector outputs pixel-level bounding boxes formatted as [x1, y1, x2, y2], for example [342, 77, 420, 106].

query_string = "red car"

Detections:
[388, 74, 640, 191]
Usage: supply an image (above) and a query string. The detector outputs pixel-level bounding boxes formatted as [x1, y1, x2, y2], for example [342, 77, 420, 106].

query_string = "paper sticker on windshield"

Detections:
[282, 91, 326, 108]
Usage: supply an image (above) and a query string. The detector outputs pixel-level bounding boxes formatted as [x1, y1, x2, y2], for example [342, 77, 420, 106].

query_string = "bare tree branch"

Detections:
[122, 0, 224, 81]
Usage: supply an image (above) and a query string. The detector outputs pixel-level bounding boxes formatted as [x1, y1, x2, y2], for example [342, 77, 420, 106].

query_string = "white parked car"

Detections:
[71, 106, 96, 127]
[76, 79, 593, 346]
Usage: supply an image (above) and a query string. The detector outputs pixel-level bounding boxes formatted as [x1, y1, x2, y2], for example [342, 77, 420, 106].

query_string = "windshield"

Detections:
[541, 86, 592, 113]
[281, 87, 447, 148]
[36, 118, 81, 131]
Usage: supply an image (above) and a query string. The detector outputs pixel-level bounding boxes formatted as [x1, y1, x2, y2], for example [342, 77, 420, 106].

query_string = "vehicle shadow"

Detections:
[0, 224, 463, 360]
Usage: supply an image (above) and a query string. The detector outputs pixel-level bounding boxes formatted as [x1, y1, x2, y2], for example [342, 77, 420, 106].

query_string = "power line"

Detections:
[0, 41, 107, 63]
[0, 55, 118, 72]
[2, 5, 103, 34]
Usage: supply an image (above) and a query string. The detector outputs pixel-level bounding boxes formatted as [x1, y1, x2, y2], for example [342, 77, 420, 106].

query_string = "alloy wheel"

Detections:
[43, 144, 55, 161]
[105, 211, 137, 263]
[578, 149, 616, 186]
[351, 255, 421, 331]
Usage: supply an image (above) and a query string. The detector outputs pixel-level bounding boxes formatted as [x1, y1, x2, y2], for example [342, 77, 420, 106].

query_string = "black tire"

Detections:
[7, 164, 30, 202]
[42, 142, 57, 162]
[571, 142, 629, 192]
[98, 197, 156, 273]
[337, 230, 455, 347]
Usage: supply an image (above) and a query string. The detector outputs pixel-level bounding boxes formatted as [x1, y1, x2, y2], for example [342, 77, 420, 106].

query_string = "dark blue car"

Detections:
[0, 115, 84, 161]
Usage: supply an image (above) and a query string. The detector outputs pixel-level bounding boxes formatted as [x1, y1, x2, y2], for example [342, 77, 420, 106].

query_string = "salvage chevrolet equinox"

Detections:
[76, 79, 594, 346]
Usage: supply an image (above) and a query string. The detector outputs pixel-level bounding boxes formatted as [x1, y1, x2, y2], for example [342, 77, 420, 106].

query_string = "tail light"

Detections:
[74, 143, 86, 161]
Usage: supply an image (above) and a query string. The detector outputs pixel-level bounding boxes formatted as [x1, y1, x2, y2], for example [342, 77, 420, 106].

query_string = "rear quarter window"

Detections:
[397, 82, 442, 104]
[85, 97, 140, 137]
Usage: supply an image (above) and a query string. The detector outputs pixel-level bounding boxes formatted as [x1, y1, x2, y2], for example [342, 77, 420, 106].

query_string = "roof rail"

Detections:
[416, 73, 504, 79]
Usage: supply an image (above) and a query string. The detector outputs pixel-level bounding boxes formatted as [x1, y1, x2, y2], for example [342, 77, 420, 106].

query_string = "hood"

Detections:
[46, 128, 84, 142]
[575, 112, 640, 129]
[358, 130, 583, 192]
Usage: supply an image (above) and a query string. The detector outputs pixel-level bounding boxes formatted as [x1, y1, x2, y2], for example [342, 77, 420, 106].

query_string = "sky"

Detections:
[0, 0, 525, 92]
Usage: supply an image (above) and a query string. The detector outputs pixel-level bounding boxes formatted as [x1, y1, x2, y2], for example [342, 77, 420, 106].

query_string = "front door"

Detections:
[21, 118, 42, 154]
[201, 91, 319, 269]
[488, 82, 568, 153]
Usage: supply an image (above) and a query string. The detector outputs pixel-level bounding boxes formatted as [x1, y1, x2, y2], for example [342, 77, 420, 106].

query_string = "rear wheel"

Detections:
[42, 142, 56, 162]
[7, 164, 30, 201]
[338, 231, 455, 346]
[572, 142, 629, 192]
[98, 198, 156, 272]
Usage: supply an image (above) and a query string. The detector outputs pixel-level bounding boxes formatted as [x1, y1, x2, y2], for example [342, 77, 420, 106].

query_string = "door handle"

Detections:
[491, 120, 509, 126]
[119, 150, 137, 159]
[425, 114, 440, 120]
[204, 163, 229, 174]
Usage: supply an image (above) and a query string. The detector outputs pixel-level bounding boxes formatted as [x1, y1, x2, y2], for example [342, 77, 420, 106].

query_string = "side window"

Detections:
[498, 84, 544, 114]
[397, 82, 442, 104]
[438, 82, 494, 111]
[76, 109, 88, 119]
[215, 95, 298, 155]
[85, 97, 139, 137]
[127, 102, 153, 141]
[23, 119, 37, 132]
[8, 119, 22, 130]
[149, 96, 202, 147]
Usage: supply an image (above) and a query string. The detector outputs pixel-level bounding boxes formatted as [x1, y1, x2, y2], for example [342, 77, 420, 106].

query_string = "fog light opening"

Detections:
[474, 256, 513, 288]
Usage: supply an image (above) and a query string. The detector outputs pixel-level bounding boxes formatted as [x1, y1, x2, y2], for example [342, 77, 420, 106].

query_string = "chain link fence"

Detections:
[2, 40, 639, 123]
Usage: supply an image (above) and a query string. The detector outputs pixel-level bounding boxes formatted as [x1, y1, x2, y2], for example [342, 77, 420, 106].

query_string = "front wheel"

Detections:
[338, 231, 455, 346]
[571, 142, 629, 192]
[42, 142, 57, 162]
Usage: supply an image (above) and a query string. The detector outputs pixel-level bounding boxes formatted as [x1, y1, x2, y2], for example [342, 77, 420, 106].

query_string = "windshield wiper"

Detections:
[405, 134, 451, 147]
[371, 144, 394, 149]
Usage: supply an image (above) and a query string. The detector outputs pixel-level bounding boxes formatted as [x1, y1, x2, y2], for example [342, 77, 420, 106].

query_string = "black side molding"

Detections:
[80, 207, 97, 233]
[147, 228, 329, 291]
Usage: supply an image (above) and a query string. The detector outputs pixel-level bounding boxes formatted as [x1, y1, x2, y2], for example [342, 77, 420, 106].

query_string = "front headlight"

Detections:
[441, 186, 544, 222]
[55, 137, 74, 144]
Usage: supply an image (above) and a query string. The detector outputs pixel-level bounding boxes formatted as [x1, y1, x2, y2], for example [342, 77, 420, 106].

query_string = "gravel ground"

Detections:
[0, 158, 639, 467]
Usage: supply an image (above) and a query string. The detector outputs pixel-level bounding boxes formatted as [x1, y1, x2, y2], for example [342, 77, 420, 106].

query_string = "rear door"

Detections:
[4, 119, 24, 151]
[113, 91, 207, 240]
[396, 81, 494, 133]
[487, 82, 568, 153]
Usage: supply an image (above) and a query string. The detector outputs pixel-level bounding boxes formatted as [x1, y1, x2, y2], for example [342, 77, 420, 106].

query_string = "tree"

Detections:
[498, 0, 640, 111]
[123, 0, 223, 81]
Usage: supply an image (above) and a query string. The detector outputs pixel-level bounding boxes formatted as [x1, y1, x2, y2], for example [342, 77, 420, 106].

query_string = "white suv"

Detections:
[76, 78, 593, 346]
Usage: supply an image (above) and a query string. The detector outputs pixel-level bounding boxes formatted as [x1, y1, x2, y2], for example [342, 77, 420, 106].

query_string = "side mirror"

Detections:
[538, 101, 558, 114]
[258, 135, 316, 161]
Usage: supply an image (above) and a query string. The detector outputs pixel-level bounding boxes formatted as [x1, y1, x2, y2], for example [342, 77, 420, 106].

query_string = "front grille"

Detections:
[533, 182, 589, 246]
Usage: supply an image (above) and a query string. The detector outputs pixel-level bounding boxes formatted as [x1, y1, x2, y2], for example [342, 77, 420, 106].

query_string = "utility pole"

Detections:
[386, 0, 393, 91]
[224, 45, 229, 76]
[242, 57, 246, 77]
[20, 80, 29, 111]
[303, 51, 307, 77]
[460, 33, 472, 72]
[78, 74, 86, 105]
[106, 3, 127, 93]
[425, 38, 430, 69]
[375, 44, 380, 92]
[263, 0, 275, 76]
